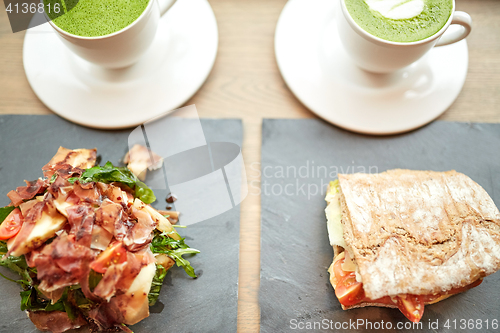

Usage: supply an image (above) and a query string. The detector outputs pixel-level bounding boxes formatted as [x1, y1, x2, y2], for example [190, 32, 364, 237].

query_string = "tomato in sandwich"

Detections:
[332, 254, 483, 323]
[333, 256, 365, 306]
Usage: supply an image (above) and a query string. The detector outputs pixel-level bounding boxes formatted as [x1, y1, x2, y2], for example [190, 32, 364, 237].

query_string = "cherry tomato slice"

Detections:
[397, 294, 425, 323]
[0, 208, 24, 240]
[336, 278, 365, 306]
[90, 242, 127, 274]
[333, 255, 365, 306]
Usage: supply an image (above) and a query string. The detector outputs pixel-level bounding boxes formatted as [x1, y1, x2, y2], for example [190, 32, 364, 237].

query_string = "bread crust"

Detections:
[336, 170, 500, 300]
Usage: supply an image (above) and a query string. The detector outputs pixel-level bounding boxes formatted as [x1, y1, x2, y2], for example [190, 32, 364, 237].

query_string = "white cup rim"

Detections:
[47, 0, 154, 40]
[340, 0, 456, 47]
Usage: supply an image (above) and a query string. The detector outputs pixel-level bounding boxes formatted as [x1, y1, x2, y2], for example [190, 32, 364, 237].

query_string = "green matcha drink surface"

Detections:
[345, 0, 453, 43]
[46, 0, 150, 37]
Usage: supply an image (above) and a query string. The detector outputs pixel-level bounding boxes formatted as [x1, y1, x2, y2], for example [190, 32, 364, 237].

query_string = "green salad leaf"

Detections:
[148, 264, 167, 306]
[68, 161, 156, 204]
[0, 206, 16, 224]
[150, 231, 199, 278]
[20, 287, 67, 312]
[88, 270, 103, 292]
[0, 241, 36, 287]
[21, 286, 82, 319]
[169, 249, 200, 278]
[49, 173, 57, 184]
[69, 288, 95, 312]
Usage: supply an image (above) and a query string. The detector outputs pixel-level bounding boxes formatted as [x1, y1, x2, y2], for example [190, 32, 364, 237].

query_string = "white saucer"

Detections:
[275, 0, 469, 135]
[23, 0, 218, 129]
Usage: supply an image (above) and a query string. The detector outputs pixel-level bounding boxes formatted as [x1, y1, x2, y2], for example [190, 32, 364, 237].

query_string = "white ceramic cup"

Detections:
[48, 0, 177, 69]
[337, 0, 472, 73]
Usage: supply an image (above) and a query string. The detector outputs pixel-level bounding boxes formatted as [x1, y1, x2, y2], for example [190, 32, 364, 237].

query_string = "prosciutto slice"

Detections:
[44, 163, 84, 180]
[123, 207, 157, 252]
[93, 261, 128, 302]
[48, 176, 72, 195]
[88, 300, 125, 331]
[28, 311, 86, 333]
[7, 178, 48, 206]
[73, 181, 101, 205]
[42, 147, 96, 178]
[66, 204, 95, 247]
[95, 200, 131, 241]
[35, 233, 95, 292]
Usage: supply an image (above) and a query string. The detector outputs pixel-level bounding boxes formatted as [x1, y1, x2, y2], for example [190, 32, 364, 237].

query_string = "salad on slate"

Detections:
[0, 147, 198, 332]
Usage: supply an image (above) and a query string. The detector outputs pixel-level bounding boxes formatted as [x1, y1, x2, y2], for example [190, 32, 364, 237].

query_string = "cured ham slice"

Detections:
[35, 233, 95, 293]
[28, 311, 86, 333]
[123, 206, 157, 252]
[95, 200, 131, 241]
[42, 147, 97, 178]
[93, 250, 146, 301]
[7, 178, 48, 206]
[73, 182, 101, 205]
[66, 204, 95, 247]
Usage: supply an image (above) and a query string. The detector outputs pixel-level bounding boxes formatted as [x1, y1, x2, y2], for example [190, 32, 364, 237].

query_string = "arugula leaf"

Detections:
[20, 288, 65, 312]
[0, 206, 15, 224]
[0, 241, 36, 287]
[169, 249, 199, 278]
[49, 173, 57, 184]
[69, 162, 156, 204]
[150, 231, 199, 278]
[70, 288, 95, 312]
[88, 270, 103, 292]
[20, 286, 78, 314]
[148, 264, 167, 306]
[62, 289, 79, 321]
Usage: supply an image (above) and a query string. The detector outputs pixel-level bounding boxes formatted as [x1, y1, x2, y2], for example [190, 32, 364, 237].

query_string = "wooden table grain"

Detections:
[1, 0, 499, 332]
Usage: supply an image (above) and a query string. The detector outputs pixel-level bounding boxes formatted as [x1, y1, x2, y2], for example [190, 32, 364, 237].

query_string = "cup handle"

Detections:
[435, 11, 472, 47]
[158, 0, 177, 16]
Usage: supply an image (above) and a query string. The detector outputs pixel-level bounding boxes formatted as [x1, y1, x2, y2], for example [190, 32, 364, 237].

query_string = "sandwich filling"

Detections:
[325, 179, 485, 323]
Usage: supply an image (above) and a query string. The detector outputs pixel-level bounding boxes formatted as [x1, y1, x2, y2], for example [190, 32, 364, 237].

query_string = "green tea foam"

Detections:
[345, 0, 453, 43]
[46, 0, 150, 37]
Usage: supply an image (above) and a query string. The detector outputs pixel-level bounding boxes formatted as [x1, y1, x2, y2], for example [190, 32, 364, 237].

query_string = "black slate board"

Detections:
[0, 115, 242, 333]
[260, 119, 500, 333]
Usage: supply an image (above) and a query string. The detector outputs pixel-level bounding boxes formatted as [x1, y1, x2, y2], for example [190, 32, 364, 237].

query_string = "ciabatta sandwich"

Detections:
[325, 169, 500, 322]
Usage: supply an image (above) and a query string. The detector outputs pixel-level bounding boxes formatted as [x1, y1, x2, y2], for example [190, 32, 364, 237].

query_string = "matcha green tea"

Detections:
[45, 0, 150, 37]
[345, 0, 453, 43]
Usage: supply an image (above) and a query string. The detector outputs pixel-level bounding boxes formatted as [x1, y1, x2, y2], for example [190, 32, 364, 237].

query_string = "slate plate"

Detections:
[0, 115, 242, 333]
[260, 119, 500, 333]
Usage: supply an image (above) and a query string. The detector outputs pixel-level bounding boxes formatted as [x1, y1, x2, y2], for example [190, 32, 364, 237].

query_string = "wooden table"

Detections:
[1, 0, 499, 331]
